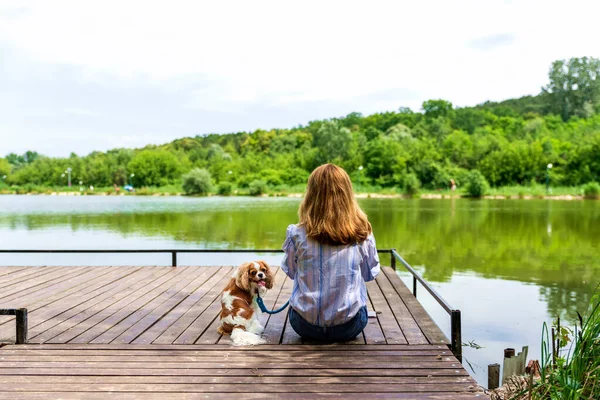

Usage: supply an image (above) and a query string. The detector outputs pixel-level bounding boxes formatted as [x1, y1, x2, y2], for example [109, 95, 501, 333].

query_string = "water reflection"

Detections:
[1, 196, 598, 322]
[1, 195, 599, 385]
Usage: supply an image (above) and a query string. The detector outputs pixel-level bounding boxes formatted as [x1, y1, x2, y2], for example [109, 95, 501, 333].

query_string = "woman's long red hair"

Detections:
[298, 164, 371, 245]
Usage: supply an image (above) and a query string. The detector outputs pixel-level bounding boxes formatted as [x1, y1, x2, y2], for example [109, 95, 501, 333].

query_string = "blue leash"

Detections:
[256, 292, 289, 314]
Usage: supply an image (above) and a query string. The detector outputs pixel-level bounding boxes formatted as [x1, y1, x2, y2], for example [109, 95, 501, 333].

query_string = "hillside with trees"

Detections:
[2, 57, 599, 195]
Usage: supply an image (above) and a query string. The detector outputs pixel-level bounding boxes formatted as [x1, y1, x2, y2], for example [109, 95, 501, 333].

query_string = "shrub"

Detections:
[404, 173, 420, 196]
[236, 174, 259, 188]
[464, 170, 489, 198]
[259, 169, 284, 186]
[182, 168, 212, 195]
[583, 182, 600, 199]
[248, 180, 267, 196]
[217, 182, 233, 196]
[281, 168, 310, 185]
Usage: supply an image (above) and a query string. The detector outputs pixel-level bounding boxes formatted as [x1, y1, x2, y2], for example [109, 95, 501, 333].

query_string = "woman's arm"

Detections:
[361, 234, 380, 282]
[281, 225, 297, 279]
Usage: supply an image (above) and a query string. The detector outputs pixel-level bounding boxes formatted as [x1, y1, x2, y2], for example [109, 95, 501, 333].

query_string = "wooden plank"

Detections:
[133, 266, 227, 344]
[0, 349, 452, 357]
[0, 266, 53, 283]
[0, 383, 478, 393]
[46, 267, 177, 344]
[166, 267, 233, 344]
[0, 360, 464, 369]
[0, 354, 456, 363]
[281, 313, 302, 344]
[262, 275, 292, 344]
[0, 266, 87, 302]
[365, 280, 407, 344]
[0, 266, 71, 290]
[0, 267, 121, 338]
[0, 393, 483, 400]
[114, 267, 220, 344]
[376, 271, 428, 344]
[0, 266, 29, 276]
[272, 269, 301, 345]
[0, 266, 118, 311]
[90, 266, 199, 343]
[31, 267, 162, 343]
[363, 289, 387, 344]
[8, 266, 146, 341]
[0, 375, 475, 384]
[195, 313, 224, 344]
[381, 267, 449, 344]
[69, 267, 193, 344]
[7, 344, 450, 351]
[0, 367, 469, 377]
[256, 267, 286, 327]
[165, 267, 231, 345]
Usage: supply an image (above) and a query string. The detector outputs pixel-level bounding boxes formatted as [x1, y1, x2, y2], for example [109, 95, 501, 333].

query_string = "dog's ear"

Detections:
[259, 261, 274, 290]
[235, 263, 251, 292]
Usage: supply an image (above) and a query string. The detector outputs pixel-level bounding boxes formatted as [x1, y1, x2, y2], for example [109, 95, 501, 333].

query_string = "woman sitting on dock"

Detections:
[282, 163, 381, 342]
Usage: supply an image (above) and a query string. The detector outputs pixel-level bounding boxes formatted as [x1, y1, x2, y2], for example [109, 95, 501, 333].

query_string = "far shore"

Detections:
[0, 189, 594, 201]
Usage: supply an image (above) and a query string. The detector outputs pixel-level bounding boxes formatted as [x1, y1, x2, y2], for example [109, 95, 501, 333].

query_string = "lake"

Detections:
[0, 195, 598, 386]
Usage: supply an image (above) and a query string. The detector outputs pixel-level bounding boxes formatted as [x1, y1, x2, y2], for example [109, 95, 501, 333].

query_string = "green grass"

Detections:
[486, 185, 584, 198]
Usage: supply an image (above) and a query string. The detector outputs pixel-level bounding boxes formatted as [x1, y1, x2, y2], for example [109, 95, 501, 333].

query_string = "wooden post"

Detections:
[390, 249, 396, 270]
[488, 363, 500, 390]
[172, 251, 177, 267]
[502, 346, 528, 384]
[451, 310, 462, 363]
[15, 308, 27, 344]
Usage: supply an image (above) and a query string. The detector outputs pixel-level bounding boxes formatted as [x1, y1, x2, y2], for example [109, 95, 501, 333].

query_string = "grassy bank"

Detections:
[0, 183, 596, 199]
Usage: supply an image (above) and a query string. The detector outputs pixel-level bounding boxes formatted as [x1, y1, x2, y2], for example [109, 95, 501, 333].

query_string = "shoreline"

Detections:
[0, 191, 592, 201]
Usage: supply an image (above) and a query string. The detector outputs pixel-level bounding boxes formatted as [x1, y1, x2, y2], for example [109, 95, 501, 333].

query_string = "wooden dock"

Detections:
[0, 265, 483, 398]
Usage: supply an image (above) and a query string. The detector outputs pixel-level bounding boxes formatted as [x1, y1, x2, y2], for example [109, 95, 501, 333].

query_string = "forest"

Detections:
[1, 57, 599, 195]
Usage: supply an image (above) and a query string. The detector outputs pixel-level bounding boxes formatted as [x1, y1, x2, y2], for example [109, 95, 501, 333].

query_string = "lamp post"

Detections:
[129, 173, 135, 187]
[546, 163, 553, 194]
[65, 168, 72, 187]
[357, 165, 364, 185]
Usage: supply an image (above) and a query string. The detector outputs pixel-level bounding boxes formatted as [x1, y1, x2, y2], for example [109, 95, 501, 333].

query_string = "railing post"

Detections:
[413, 276, 417, 297]
[390, 248, 396, 270]
[451, 309, 462, 362]
[172, 251, 177, 267]
[15, 308, 27, 344]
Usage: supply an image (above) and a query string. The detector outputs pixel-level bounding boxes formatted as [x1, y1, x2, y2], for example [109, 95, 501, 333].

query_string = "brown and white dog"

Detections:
[218, 261, 274, 345]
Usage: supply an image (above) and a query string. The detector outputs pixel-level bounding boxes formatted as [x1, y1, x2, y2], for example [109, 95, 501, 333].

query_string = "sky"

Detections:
[1, 0, 598, 157]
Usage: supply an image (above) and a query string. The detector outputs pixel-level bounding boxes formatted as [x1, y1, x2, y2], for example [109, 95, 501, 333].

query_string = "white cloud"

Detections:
[0, 0, 599, 156]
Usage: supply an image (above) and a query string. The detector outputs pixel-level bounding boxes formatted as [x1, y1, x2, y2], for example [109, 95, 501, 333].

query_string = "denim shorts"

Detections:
[288, 306, 368, 342]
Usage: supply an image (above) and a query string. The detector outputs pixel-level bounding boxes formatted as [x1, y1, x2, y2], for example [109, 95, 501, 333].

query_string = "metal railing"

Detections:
[1, 248, 460, 361]
[390, 249, 462, 362]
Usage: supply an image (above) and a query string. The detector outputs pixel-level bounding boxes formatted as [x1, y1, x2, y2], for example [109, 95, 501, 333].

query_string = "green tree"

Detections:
[128, 149, 184, 187]
[543, 57, 600, 120]
[0, 158, 10, 178]
[465, 170, 489, 197]
[422, 99, 454, 119]
[312, 121, 352, 165]
[182, 168, 212, 195]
